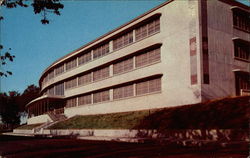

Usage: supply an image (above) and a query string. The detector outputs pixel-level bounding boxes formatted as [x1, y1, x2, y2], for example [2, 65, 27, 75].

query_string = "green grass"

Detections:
[16, 123, 43, 130]
[49, 96, 250, 130]
[49, 110, 153, 129]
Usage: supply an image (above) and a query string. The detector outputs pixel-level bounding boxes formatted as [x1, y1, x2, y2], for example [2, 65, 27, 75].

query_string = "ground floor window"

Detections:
[235, 72, 250, 96]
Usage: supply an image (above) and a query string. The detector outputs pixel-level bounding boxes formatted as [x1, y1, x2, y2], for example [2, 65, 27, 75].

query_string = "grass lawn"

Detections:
[16, 123, 43, 130]
[49, 96, 250, 130]
[49, 110, 153, 129]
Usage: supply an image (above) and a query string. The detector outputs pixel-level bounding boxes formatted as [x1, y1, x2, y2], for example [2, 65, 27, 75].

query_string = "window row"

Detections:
[93, 67, 110, 81]
[233, 10, 250, 32]
[65, 78, 77, 90]
[113, 58, 133, 75]
[43, 47, 161, 95]
[135, 48, 161, 68]
[78, 51, 91, 65]
[93, 43, 110, 59]
[114, 47, 161, 75]
[66, 58, 77, 71]
[65, 77, 161, 108]
[78, 73, 92, 86]
[42, 17, 161, 88]
[135, 18, 160, 41]
[113, 31, 133, 51]
[234, 41, 249, 61]
[66, 98, 77, 108]
[136, 78, 161, 95]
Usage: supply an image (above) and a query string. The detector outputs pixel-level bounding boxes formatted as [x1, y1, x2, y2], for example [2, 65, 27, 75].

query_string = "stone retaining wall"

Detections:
[13, 129, 249, 142]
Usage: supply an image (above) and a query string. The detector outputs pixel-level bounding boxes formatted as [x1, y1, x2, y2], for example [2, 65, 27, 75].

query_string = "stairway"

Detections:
[48, 112, 67, 122]
[33, 110, 67, 134]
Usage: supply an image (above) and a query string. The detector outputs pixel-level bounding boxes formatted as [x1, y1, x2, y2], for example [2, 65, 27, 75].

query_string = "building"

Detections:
[26, 0, 250, 124]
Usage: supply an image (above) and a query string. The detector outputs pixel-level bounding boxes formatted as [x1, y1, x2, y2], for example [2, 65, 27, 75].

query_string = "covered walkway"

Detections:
[26, 95, 65, 118]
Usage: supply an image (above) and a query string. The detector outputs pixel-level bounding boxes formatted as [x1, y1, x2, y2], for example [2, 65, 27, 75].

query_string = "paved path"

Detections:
[0, 135, 248, 158]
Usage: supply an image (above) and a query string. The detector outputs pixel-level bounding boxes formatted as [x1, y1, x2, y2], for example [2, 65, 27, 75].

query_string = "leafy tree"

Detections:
[0, 85, 40, 126]
[0, 46, 15, 77]
[0, 91, 21, 127]
[0, 0, 64, 77]
[19, 84, 40, 112]
[1, 0, 64, 24]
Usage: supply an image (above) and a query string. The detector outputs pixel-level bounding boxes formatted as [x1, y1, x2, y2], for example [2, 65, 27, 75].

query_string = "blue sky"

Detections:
[0, 0, 249, 94]
[1, 0, 165, 93]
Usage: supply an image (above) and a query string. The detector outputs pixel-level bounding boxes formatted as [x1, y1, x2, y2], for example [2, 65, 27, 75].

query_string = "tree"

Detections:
[0, 0, 64, 77]
[0, 91, 21, 127]
[0, 85, 40, 126]
[1, 0, 64, 24]
[19, 84, 40, 112]
[0, 46, 15, 77]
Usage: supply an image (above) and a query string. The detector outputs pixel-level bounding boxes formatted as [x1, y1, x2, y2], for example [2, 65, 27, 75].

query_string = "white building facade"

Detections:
[26, 0, 249, 124]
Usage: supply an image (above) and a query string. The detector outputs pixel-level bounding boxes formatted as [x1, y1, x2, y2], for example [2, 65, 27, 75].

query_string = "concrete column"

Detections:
[76, 97, 79, 107]
[133, 56, 136, 69]
[133, 29, 136, 42]
[76, 57, 79, 67]
[91, 50, 94, 60]
[91, 93, 93, 104]
[109, 40, 113, 52]
[76, 77, 79, 87]
[91, 72, 94, 82]
[133, 83, 136, 96]
[110, 89, 113, 101]
[109, 65, 113, 77]
[64, 63, 66, 72]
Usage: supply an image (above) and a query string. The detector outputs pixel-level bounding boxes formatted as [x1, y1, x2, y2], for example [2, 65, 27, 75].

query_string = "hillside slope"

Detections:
[49, 96, 250, 130]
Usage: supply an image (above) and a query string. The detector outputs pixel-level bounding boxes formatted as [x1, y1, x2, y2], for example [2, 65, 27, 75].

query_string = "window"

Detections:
[234, 41, 249, 61]
[113, 31, 133, 50]
[78, 94, 92, 106]
[113, 58, 133, 75]
[93, 43, 109, 59]
[78, 51, 91, 65]
[66, 58, 77, 71]
[235, 72, 250, 96]
[135, 18, 160, 41]
[66, 98, 77, 108]
[55, 64, 64, 76]
[65, 78, 77, 90]
[136, 48, 160, 68]
[93, 66, 109, 81]
[48, 70, 54, 80]
[48, 87, 54, 95]
[78, 73, 92, 86]
[55, 83, 64, 96]
[113, 85, 134, 100]
[233, 10, 250, 32]
[44, 75, 48, 83]
[93, 90, 110, 103]
[136, 78, 161, 95]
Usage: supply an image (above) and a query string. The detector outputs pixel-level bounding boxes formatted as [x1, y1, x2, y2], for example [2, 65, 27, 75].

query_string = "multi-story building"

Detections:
[26, 0, 249, 124]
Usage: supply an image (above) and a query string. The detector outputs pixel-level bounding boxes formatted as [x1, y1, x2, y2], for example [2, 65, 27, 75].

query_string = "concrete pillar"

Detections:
[133, 83, 136, 96]
[91, 50, 94, 60]
[109, 40, 113, 52]
[133, 29, 136, 42]
[91, 94, 93, 104]
[133, 56, 136, 69]
[110, 89, 113, 101]
[76, 97, 79, 107]
[109, 65, 113, 77]
[76, 57, 79, 67]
